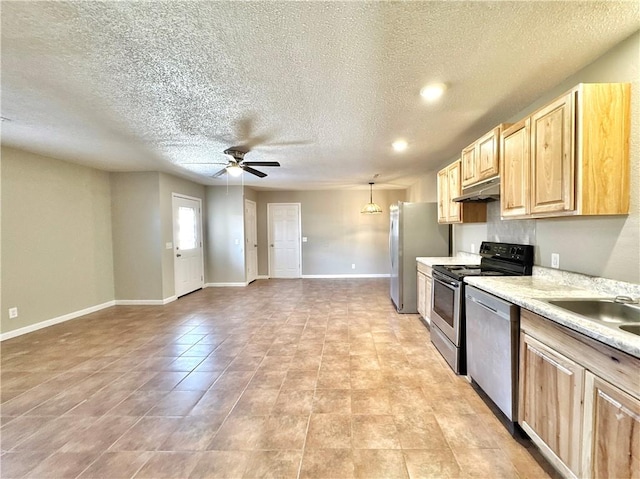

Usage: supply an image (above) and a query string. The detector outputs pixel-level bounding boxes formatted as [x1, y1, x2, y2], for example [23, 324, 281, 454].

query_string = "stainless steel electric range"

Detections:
[429, 241, 534, 374]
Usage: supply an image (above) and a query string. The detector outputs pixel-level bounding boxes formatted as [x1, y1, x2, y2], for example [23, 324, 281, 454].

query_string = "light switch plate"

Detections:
[551, 253, 560, 269]
[9, 307, 18, 319]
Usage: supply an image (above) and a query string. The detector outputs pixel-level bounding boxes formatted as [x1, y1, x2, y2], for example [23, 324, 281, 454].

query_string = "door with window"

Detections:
[173, 194, 204, 297]
[268, 203, 301, 278]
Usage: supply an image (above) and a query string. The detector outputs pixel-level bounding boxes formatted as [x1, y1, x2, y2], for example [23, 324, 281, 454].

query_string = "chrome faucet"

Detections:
[614, 295, 639, 305]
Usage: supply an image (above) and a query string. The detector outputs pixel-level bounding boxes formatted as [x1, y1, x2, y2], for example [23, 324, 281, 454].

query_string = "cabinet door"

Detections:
[417, 272, 426, 318]
[437, 168, 448, 223]
[461, 145, 477, 187]
[447, 161, 462, 223]
[530, 92, 575, 215]
[519, 333, 584, 477]
[425, 275, 432, 321]
[582, 372, 640, 479]
[477, 127, 500, 181]
[501, 119, 530, 217]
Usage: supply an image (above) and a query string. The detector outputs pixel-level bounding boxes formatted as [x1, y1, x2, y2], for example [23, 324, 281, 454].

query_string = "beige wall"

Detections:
[206, 185, 246, 284]
[1, 147, 115, 334]
[110, 172, 163, 300]
[256, 189, 406, 276]
[406, 171, 438, 203]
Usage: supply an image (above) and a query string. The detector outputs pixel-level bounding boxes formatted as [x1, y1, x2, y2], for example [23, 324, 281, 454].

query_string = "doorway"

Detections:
[172, 194, 204, 297]
[245, 199, 258, 284]
[267, 203, 301, 278]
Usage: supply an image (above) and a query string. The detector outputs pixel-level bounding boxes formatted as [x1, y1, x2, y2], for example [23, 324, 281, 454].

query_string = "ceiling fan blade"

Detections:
[242, 161, 281, 167]
[186, 161, 229, 165]
[211, 168, 228, 178]
[242, 166, 267, 178]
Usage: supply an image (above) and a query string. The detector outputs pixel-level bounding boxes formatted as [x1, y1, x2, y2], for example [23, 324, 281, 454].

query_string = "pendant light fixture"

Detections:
[361, 182, 383, 214]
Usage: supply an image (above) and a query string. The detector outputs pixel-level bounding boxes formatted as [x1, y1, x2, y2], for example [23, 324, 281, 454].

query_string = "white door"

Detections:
[268, 203, 301, 278]
[245, 199, 258, 284]
[173, 194, 204, 297]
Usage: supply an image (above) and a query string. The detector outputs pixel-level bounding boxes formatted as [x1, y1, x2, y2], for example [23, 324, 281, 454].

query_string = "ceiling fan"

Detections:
[212, 148, 281, 178]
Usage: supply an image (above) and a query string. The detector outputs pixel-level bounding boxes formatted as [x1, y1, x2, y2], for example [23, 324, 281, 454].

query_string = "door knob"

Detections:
[270, 244, 274, 247]
[254, 244, 258, 247]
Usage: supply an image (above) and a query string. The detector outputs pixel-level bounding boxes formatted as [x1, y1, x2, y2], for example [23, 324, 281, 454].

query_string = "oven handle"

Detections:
[432, 271, 460, 289]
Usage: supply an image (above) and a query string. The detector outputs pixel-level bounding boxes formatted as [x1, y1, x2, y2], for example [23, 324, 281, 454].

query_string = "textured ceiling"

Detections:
[1, 1, 639, 190]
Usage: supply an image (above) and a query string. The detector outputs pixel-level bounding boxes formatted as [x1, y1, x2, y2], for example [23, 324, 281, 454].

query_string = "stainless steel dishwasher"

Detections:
[465, 285, 519, 432]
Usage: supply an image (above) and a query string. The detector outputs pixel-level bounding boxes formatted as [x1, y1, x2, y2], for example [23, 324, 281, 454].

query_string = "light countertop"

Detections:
[416, 254, 480, 267]
[464, 275, 640, 358]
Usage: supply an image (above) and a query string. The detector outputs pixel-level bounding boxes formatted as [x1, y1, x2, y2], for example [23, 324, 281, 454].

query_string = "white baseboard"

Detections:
[115, 296, 176, 306]
[1, 300, 116, 342]
[256, 275, 270, 280]
[205, 282, 247, 287]
[301, 274, 390, 279]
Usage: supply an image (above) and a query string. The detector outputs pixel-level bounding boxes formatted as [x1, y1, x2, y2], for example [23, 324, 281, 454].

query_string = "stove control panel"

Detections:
[479, 242, 534, 264]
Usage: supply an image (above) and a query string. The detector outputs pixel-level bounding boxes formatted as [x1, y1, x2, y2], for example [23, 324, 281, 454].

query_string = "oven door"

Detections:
[430, 271, 462, 346]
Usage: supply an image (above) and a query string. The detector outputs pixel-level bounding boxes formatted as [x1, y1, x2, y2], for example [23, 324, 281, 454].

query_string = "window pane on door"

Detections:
[178, 206, 197, 250]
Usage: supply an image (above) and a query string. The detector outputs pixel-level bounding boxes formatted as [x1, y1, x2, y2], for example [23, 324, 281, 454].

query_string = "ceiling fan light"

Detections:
[227, 164, 243, 177]
[361, 182, 383, 214]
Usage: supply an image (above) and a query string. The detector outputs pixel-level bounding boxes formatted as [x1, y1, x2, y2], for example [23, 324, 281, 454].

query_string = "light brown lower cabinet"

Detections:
[417, 271, 427, 319]
[519, 309, 640, 479]
[416, 262, 433, 323]
[582, 372, 640, 479]
[519, 333, 584, 476]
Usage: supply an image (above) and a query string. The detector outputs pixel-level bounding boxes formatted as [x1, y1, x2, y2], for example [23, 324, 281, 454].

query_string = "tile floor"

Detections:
[0, 279, 560, 478]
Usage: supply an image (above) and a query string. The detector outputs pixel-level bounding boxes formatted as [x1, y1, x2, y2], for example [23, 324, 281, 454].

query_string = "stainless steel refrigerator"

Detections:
[389, 202, 450, 313]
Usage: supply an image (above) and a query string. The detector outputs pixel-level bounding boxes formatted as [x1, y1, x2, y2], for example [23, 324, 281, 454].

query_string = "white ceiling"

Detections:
[2, 1, 638, 191]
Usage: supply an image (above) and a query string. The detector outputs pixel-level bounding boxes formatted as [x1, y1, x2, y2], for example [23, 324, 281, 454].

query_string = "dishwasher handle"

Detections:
[473, 298, 498, 313]
[466, 291, 515, 321]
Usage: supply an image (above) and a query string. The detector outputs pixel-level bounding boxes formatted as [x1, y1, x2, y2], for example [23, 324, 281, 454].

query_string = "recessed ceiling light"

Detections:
[420, 83, 447, 102]
[392, 140, 408, 152]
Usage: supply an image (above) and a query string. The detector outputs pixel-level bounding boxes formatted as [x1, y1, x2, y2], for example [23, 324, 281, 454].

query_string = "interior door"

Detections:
[173, 194, 204, 297]
[268, 203, 301, 278]
[245, 199, 258, 284]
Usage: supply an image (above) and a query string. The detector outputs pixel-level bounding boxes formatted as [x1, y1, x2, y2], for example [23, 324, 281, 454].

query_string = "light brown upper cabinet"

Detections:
[500, 83, 631, 219]
[461, 125, 506, 188]
[501, 119, 530, 217]
[437, 159, 486, 224]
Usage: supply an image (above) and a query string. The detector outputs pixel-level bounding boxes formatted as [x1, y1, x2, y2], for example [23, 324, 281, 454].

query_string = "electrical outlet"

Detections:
[9, 307, 18, 319]
[471, 243, 476, 253]
[351, 264, 356, 270]
[551, 253, 560, 269]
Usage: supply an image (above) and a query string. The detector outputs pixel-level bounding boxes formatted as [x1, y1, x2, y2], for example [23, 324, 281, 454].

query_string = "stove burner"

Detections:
[433, 243, 533, 280]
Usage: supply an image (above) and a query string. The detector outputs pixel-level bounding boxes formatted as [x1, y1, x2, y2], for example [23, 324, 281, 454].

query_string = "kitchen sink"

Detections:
[619, 324, 640, 336]
[544, 297, 640, 337]
[546, 299, 640, 323]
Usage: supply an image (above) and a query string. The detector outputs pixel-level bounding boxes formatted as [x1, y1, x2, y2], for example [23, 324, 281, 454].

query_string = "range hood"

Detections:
[452, 177, 500, 202]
